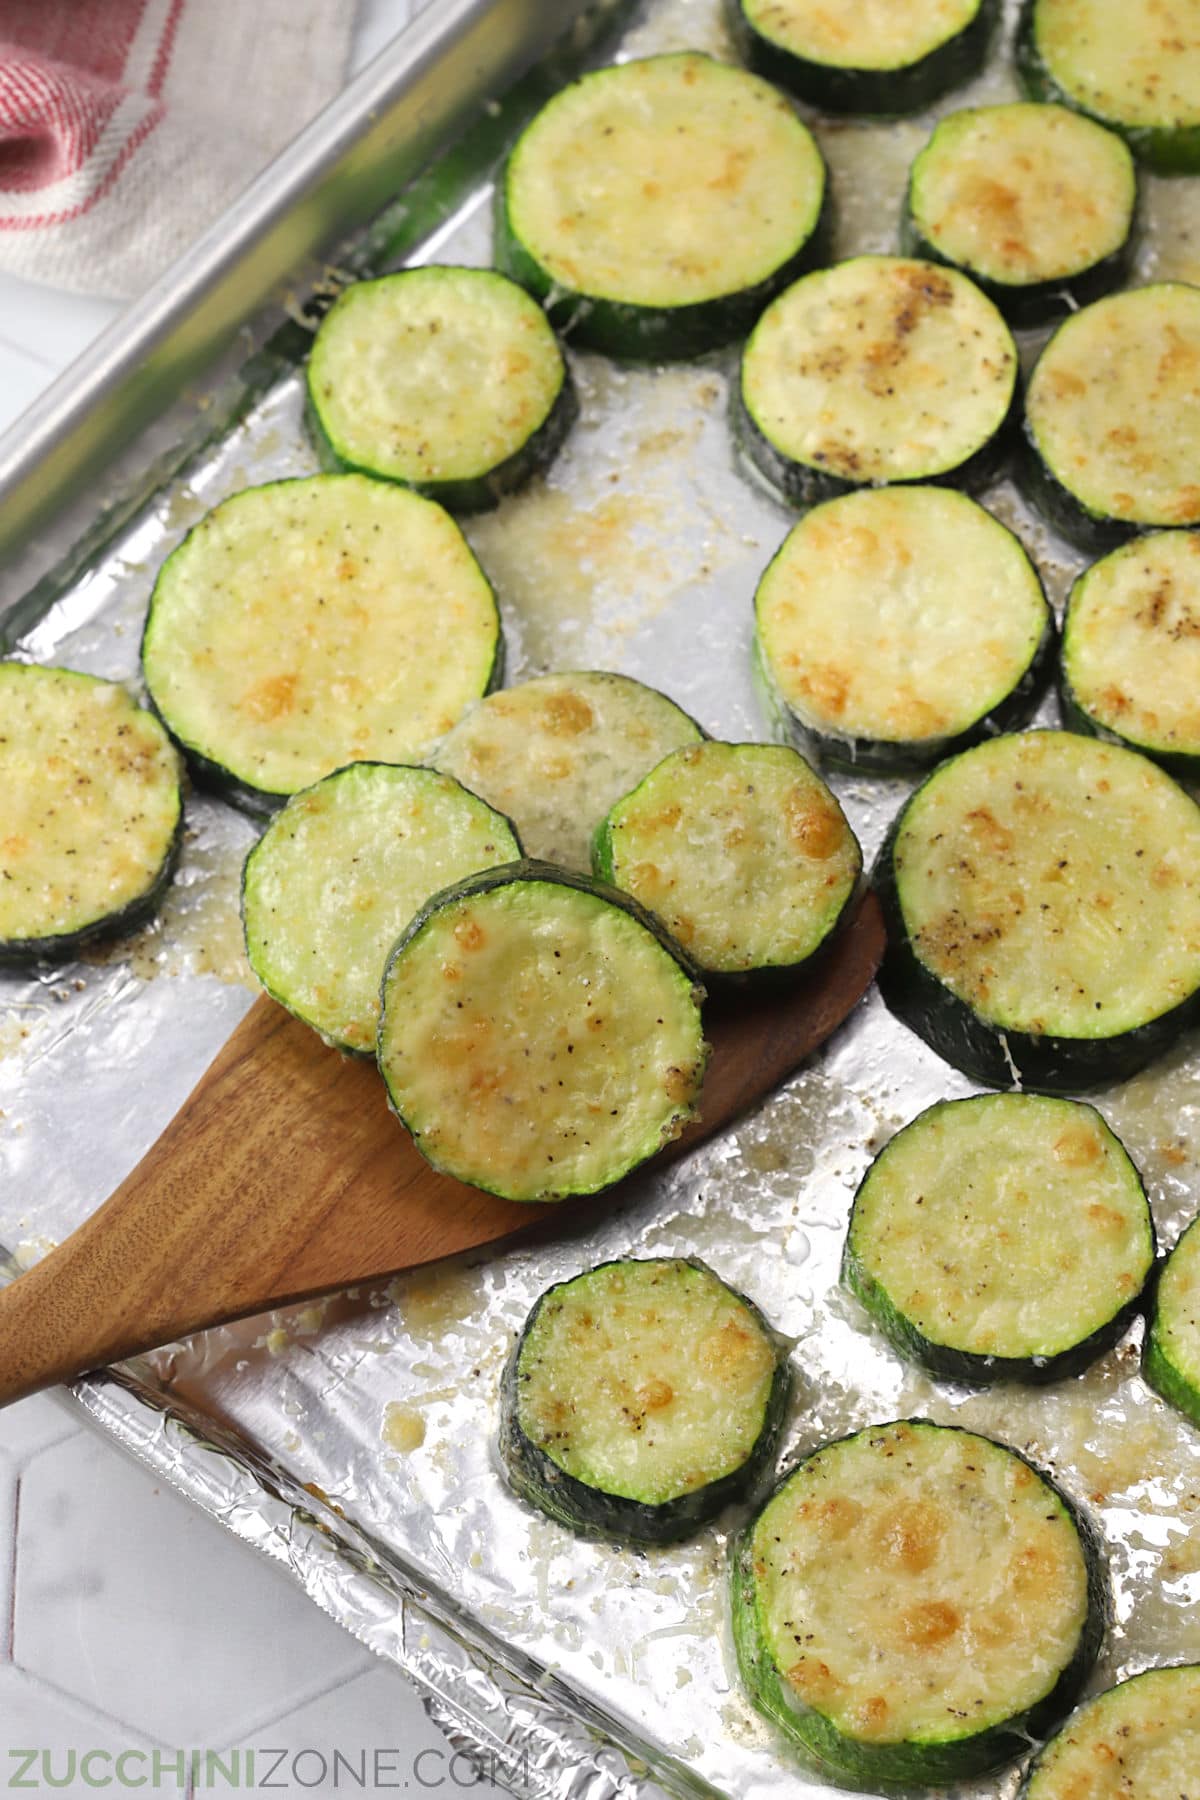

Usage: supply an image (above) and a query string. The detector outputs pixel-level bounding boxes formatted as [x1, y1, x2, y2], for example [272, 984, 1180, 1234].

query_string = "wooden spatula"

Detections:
[0, 893, 883, 1407]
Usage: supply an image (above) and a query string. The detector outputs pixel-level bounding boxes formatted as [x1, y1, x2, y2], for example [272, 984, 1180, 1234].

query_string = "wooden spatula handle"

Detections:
[0, 893, 884, 1406]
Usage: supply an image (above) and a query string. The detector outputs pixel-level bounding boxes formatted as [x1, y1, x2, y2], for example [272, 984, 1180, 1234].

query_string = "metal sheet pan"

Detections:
[2, 3, 1200, 1798]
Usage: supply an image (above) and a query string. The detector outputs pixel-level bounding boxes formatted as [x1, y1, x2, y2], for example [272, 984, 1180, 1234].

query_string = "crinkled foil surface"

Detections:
[4, 2, 1200, 1795]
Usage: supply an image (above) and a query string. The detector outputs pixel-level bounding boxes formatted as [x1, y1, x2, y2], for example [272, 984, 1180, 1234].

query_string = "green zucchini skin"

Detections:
[1016, 422, 1134, 557]
[725, 0, 998, 117]
[900, 106, 1138, 329]
[141, 476, 504, 819]
[1143, 1215, 1200, 1426]
[1016, 1, 1200, 175]
[1019, 1665, 1200, 1799]
[737, 379, 1018, 510]
[495, 53, 833, 361]
[305, 268, 578, 513]
[0, 813, 182, 968]
[731, 1420, 1108, 1786]
[873, 734, 1200, 1095]
[378, 860, 706, 1202]
[1057, 532, 1200, 779]
[875, 810, 1200, 1095]
[495, 179, 833, 364]
[307, 368, 577, 517]
[736, 260, 1021, 510]
[842, 1095, 1155, 1385]
[0, 665, 184, 965]
[499, 1257, 791, 1544]
[782, 626, 1052, 774]
[590, 740, 861, 985]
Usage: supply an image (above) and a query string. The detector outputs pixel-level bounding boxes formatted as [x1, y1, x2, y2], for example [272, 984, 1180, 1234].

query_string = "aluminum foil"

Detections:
[5, 1, 1200, 1795]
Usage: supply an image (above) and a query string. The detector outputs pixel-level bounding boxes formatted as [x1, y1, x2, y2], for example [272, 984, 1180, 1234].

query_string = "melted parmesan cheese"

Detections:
[378, 876, 706, 1201]
[742, 257, 1016, 483]
[242, 764, 520, 1052]
[755, 487, 1047, 744]
[848, 1094, 1154, 1358]
[910, 103, 1135, 286]
[0, 664, 180, 944]
[1064, 530, 1200, 756]
[1026, 287, 1200, 528]
[742, 0, 981, 68]
[505, 53, 825, 307]
[1025, 1665, 1200, 1799]
[142, 475, 499, 800]
[1034, 0, 1200, 130]
[309, 269, 565, 485]
[750, 1421, 1092, 1744]
[896, 731, 1200, 1038]
[602, 741, 860, 973]
[517, 1259, 778, 1502]
[431, 671, 701, 872]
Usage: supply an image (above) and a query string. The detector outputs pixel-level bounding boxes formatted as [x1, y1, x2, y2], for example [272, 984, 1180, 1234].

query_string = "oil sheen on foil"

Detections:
[2, 3, 1200, 1798]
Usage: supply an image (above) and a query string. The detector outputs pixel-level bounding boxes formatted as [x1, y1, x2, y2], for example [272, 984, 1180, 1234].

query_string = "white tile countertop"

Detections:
[0, 3, 492, 1794]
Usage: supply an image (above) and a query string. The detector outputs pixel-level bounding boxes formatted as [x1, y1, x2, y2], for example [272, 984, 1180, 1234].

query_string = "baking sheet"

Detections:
[4, 1, 1200, 1796]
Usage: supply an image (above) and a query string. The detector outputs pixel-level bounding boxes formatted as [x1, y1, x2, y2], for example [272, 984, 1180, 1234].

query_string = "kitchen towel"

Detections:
[0, 0, 356, 299]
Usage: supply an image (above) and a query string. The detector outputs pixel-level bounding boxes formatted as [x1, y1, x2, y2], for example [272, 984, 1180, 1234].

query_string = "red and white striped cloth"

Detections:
[0, 0, 353, 298]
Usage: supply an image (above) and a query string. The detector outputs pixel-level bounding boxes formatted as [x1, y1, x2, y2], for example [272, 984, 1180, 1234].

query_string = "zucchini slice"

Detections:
[903, 103, 1137, 328]
[876, 730, 1200, 1093]
[500, 1257, 790, 1543]
[843, 1094, 1155, 1384]
[732, 1419, 1105, 1786]
[1018, 0, 1200, 175]
[738, 257, 1019, 509]
[754, 487, 1051, 772]
[592, 741, 860, 979]
[377, 862, 707, 1202]
[0, 663, 182, 962]
[141, 475, 502, 816]
[726, 0, 997, 116]
[1021, 1664, 1200, 1799]
[1144, 1214, 1200, 1426]
[430, 671, 704, 873]
[306, 267, 576, 513]
[1022, 285, 1200, 553]
[1060, 530, 1200, 778]
[496, 52, 830, 359]
[241, 762, 521, 1054]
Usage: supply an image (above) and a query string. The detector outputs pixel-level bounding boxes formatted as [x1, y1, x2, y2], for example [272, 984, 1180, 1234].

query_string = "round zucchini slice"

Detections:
[306, 267, 576, 513]
[1144, 1214, 1200, 1426]
[1061, 530, 1200, 778]
[903, 103, 1137, 328]
[0, 663, 182, 963]
[754, 487, 1051, 772]
[377, 862, 707, 1202]
[500, 1257, 790, 1543]
[726, 0, 997, 116]
[592, 741, 860, 979]
[430, 671, 704, 874]
[738, 257, 1019, 509]
[141, 475, 502, 816]
[876, 730, 1200, 1093]
[1018, 0, 1200, 175]
[843, 1094, 1155, 1384]
[732, 1419, 1106, 1786]
[496, 52, 830, 360]
[1021, 1665, 1200, 1799]
[242, 762, 521, 1054]
[1022, 285, 1200, 553]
